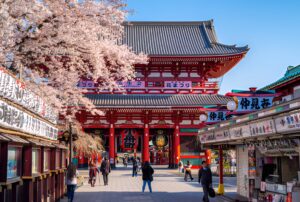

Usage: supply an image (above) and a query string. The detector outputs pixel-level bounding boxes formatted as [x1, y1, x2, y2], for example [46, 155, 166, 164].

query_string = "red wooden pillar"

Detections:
[173, 125, 180, 168]
[217, 146, 224, 194]
[143, 124, 150, 162]
[169, 134, 174, 168]
[109, 124, 115, 168]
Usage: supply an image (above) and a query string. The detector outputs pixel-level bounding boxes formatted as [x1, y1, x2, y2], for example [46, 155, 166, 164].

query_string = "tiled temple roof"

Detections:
[85, 94, 233, 108]
[122, 21, 249, 56]
[261, 65, 300, 90]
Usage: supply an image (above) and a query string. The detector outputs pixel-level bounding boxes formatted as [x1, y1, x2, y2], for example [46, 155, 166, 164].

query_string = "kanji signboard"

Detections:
[236, 97, 273, 112]
[164, 81, 192, 89]
[116, 81, 145, 88]
[207, 111, 228, 123]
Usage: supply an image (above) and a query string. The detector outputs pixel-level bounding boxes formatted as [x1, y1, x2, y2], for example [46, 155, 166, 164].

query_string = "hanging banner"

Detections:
[275, 111, 300, 133]
[200, 132, 215, 144]
[116, 81, 145, 88]
[214, 129, 230, 142]
[249, 119, 275, 136]
[164, 81, 192, 89]
[0, 67, 57, 124]
[236, 96, 274, 112]
[78, 80, 95, 88]
[207, 111, 228, 123]
[0, 99, 58, 140]
[229, 125, 251, 140]
[121, 129, 138, 150]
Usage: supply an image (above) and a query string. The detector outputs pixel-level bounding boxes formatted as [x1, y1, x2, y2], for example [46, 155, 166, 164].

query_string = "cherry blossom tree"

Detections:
[0, 0, 147, 120]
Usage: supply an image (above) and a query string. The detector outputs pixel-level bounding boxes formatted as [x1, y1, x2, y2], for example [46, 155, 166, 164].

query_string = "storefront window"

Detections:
[55, 150, 60, 169]
[7, 147, 20, 179]
[44, 150, 50, 172]
[32, 149, 40, 174]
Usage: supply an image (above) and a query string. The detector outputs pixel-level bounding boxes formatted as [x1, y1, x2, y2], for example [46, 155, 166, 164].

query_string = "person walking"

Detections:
[66, 163, 79, 202]
[178, 160, 183, 173]
[100, 157, 111, 186]
[132, 158, 138, 177]
[142, 161, 154, 193]
[89, 161, 99, 187]
[198, 161, 213, 202]
[184, 160, 194, 181]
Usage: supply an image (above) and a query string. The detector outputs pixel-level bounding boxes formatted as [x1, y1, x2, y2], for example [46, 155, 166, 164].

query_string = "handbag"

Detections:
[208, 187, 216, 198]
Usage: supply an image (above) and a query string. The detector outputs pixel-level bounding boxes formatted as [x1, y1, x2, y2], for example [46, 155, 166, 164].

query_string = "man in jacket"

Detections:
[100, 157, 111, 186]
[198, 161, 213, 202]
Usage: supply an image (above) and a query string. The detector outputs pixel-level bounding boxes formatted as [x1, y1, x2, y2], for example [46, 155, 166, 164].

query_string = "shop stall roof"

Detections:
[2, 134, 29, 144]
[26, 138, 46, 146]
[52, 143, 68, 150]
[0, 134, 10, 142]
[42, 141, 55, 148]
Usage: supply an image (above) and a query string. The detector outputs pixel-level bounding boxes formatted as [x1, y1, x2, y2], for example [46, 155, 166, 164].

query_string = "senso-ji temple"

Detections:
[75, 21, 249, 168]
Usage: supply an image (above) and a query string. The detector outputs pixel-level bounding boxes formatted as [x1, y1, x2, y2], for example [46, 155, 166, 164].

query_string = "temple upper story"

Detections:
[80, 20, 249, 95]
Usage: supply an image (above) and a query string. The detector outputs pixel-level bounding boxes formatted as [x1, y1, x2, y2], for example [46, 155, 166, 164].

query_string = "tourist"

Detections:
[142, 161, 154, 193]
[198, 161, 213, 202]
[89, 161, 99, 187]
[184, 161, 194, 181]
[100, 157, 111, 185]
[132, 158, 138, 177]
[178, 160, 183, 173]
[66, 163, 79, 202]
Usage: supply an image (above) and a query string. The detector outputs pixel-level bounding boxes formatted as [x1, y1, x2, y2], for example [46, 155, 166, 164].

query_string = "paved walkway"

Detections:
[62, 165, 237, 202]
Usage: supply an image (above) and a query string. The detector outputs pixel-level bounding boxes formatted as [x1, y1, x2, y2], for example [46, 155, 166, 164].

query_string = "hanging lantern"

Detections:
[153, 130, 168, 149]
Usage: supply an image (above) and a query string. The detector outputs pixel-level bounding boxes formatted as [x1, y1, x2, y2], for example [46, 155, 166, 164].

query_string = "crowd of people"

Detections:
[66, 157, 213, 202]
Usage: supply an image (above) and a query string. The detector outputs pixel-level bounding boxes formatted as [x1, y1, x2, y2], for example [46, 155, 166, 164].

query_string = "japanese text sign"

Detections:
[236, 97, 273, 112]
[164, 81, 192, 89]
[207, 111, 228, 123]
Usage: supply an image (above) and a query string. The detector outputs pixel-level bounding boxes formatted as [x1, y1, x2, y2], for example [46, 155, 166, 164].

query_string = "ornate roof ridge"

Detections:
[124, 20, 214, 26]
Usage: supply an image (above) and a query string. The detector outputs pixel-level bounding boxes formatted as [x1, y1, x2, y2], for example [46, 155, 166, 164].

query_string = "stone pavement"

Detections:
[61, 165, 237, 202]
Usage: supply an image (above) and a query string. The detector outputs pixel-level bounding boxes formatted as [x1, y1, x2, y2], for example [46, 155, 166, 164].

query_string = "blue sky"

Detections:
[126, 0, 300, 94]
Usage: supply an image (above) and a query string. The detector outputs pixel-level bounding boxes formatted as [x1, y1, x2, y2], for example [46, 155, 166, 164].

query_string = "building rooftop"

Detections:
[86, 94, 233, 108]
[122, 21, 249, 56]
[261, 65, 300, 90]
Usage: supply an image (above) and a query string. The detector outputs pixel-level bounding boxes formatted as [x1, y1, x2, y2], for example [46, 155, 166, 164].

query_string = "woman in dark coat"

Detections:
[142, 161, 154, 192]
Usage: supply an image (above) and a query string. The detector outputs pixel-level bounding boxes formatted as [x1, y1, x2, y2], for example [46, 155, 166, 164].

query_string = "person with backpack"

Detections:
[142, 161, 154, 193]
[100, 157, 111, 186]
[184, 161, 194, 181]
[66, 163, 79, 202]
[198, 161, 213, 202]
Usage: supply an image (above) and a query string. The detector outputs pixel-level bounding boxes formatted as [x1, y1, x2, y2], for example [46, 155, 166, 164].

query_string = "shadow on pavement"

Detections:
[61, 191, 235, 202]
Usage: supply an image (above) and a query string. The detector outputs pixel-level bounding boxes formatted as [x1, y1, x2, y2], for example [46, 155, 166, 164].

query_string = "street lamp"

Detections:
[199, 113, 208, 123]
[226, 97, 238, 111]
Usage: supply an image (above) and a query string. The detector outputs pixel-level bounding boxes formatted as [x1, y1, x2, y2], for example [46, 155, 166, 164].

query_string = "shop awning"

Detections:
[53, 143, 68, 150]
[1, 134, 29, 144]
[26, 138, 47, 147]
[0, 134, 10, 142]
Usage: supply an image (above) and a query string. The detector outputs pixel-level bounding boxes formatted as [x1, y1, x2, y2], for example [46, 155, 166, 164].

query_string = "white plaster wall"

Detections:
[236, 145, 249, 198]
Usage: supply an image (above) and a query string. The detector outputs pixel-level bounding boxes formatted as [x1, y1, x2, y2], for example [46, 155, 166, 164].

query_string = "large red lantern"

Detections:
[121, 129, 139, 151]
